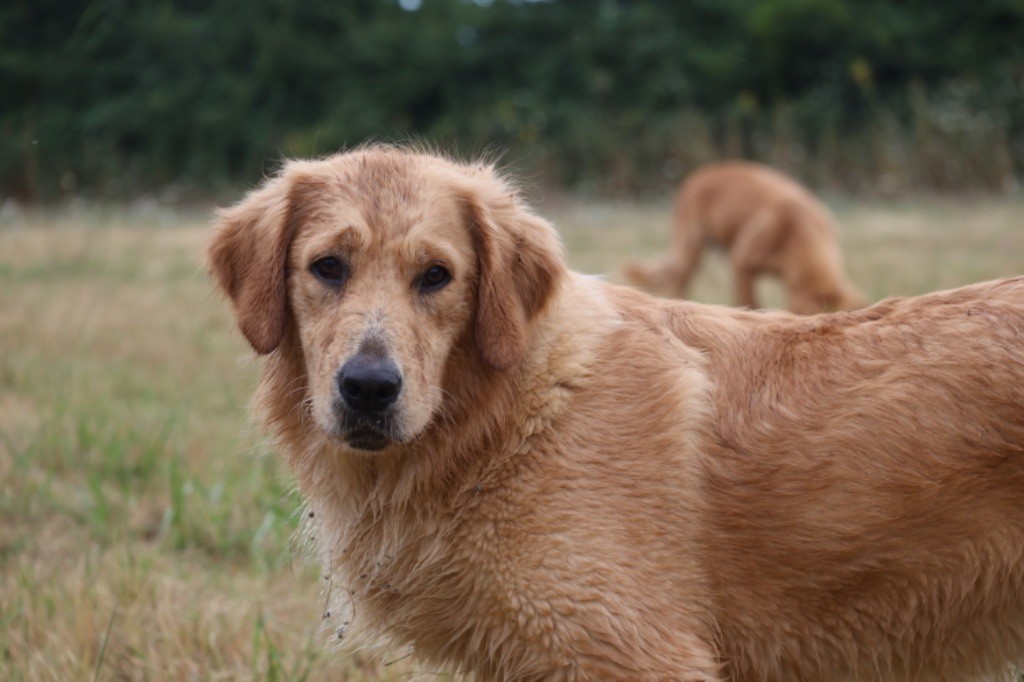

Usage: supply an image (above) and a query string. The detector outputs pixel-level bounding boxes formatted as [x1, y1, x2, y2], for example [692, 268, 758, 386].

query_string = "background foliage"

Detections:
[4, 0, 1024, 201]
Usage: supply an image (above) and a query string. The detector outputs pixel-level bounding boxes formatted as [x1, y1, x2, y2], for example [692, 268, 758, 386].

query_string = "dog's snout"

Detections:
[338, 355, 402, 413]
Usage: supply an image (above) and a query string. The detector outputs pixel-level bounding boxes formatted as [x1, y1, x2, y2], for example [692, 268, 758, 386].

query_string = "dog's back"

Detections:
[659, 276, 1024, 679]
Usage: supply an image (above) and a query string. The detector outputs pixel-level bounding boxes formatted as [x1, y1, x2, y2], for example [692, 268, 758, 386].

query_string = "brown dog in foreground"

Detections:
[209, 146, 1024, 681]
[624, 161, 866, 314]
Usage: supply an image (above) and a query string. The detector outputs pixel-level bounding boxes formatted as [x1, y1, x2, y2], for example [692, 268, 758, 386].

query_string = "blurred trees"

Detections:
[3, 0, 1023, 201]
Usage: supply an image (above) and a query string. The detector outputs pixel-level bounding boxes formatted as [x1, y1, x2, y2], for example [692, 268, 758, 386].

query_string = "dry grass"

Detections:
[1, 195, 1022, 680]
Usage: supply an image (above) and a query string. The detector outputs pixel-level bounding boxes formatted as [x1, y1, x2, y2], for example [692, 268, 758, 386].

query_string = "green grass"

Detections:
[1, 196, 1022, 679]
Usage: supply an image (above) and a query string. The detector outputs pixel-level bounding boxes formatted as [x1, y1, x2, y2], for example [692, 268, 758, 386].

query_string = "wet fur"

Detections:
[624, 161, 866, 314]
[209, 146, 1024, 680]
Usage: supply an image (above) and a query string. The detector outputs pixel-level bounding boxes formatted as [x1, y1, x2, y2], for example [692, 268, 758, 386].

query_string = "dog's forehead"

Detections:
[312, 153, 466, 238]
[291, 154, 473, 259]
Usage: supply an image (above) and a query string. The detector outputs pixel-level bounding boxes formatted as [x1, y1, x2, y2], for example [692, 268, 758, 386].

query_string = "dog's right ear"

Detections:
[207, 172, 306, 354]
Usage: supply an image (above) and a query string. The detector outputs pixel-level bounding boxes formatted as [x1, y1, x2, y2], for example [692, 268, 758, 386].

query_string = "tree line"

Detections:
[4, 0, 1023, 202]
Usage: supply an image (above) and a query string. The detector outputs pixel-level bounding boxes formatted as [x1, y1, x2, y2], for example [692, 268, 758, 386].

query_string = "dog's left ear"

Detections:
[463, 179, 565, 371]
[207, 170, 314, 354]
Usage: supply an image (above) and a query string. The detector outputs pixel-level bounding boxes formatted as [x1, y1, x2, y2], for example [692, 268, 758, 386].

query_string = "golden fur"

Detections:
[209, 146, 1024, 680]
[624, 161, 866, 314]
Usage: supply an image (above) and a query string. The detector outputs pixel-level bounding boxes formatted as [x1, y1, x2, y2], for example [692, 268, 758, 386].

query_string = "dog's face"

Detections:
[286, 170, 478, 450]
[208, 148, 563, 453]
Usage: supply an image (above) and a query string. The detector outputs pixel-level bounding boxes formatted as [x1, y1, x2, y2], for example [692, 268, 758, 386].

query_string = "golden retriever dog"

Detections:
[624, 161, 866, 314]
[208, 146, 1024, 681]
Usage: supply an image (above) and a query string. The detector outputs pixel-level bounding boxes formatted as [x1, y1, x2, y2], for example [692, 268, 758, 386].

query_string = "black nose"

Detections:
[337, 355, 402, 413]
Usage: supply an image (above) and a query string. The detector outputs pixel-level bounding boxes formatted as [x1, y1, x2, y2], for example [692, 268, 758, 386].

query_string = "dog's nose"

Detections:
[337, 355, 402, 413]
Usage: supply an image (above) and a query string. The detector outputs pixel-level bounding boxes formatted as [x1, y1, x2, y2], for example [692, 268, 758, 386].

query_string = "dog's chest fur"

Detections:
[319, 452, 571, 676]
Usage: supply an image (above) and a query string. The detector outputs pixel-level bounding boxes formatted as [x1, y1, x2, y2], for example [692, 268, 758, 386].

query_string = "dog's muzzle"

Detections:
[333, 354, 403, 450]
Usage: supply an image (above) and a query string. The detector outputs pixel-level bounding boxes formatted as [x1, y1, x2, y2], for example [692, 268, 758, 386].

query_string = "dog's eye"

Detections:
[310, 257, 348, 285]
[418, 265, 451, 292]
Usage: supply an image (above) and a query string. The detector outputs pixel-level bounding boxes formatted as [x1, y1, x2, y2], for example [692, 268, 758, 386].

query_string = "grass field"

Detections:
[2, 195, 1023, 680]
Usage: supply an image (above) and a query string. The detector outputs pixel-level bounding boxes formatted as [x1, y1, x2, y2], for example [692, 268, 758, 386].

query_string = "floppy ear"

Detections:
[207, 173, 304, 354]
[464, 185, 565, 371]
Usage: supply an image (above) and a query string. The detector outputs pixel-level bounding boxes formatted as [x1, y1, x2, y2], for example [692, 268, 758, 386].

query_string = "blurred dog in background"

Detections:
[625, 161, 866, 314]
